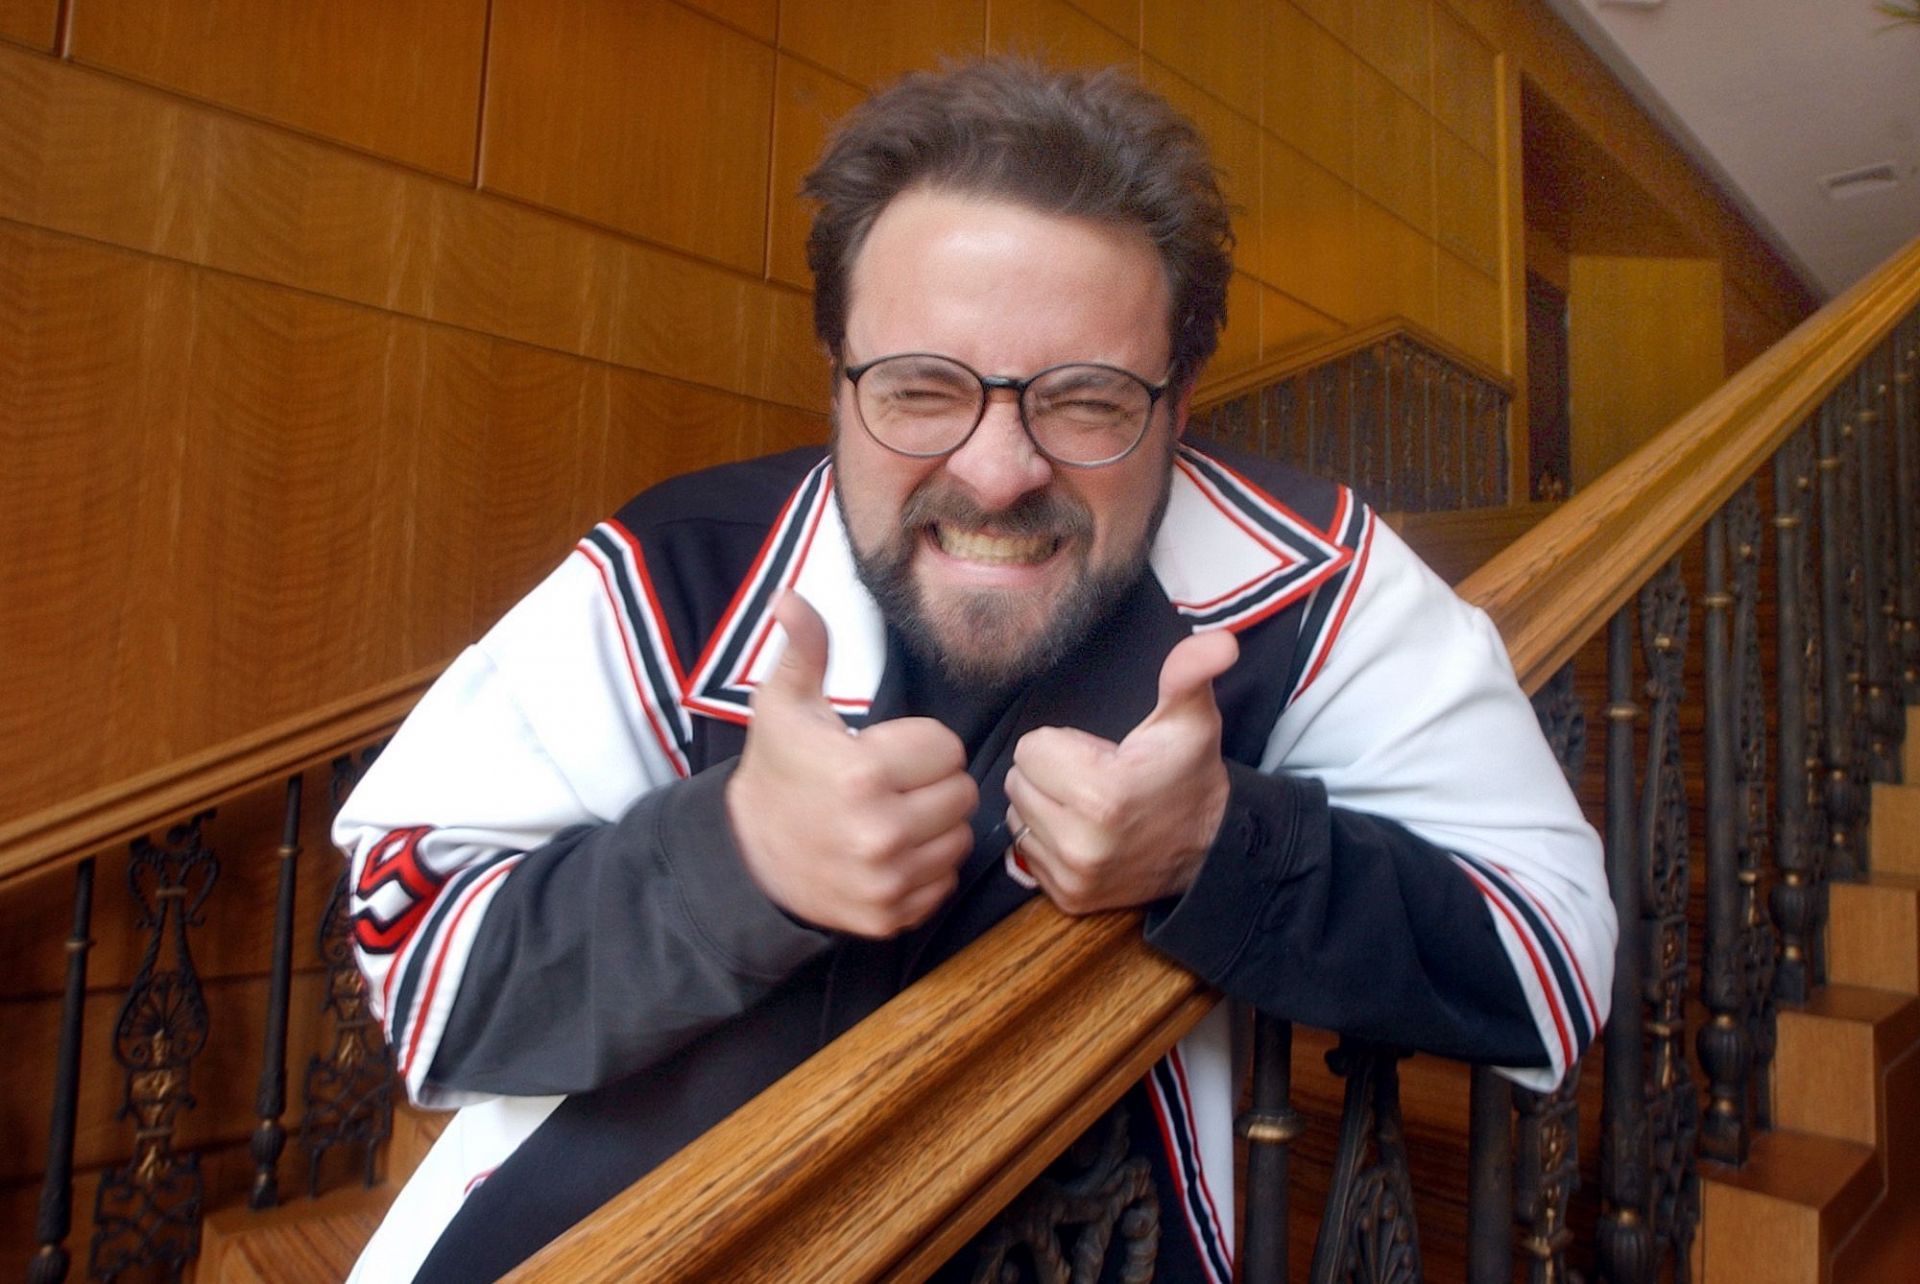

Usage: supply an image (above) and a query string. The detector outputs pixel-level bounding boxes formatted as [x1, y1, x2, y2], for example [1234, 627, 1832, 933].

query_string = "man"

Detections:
[338, 60, 1614, 1282]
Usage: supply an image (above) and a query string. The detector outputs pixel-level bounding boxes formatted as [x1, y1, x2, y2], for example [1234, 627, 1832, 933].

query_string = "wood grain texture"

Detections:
[1257, 134, 1359, 323]
[779, 0, 986, 90]
[767, 55, 866, 290]
[1430, 1, 1495, 159]
[506, 901, 1216, 1282]
[1459, 232, 1920, 692]
[481, 0, 776, 273]
[1827, 879, 1920, 995]
[1435, 248, 1502, 372]
[1351, 193, 1437, 331]
[1142, 0, 1260, 122]
[1256, 283, 1340, 357]
[987, 0, 1138, 69]
[1064, 0, 1138, 44]
[1263, 1, 1354, 183]
[1569, 255, 1724, 487]
[1434, 124, 1497, 277]
[0, 0, 54, 48]
[1871, 783, 1920, 877]
[1352, 61, 1434, 237]
[67, 0, 487, 179]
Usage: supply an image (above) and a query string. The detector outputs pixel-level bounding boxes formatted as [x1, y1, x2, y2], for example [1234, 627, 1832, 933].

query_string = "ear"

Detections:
[1169, 379, 1198, 441]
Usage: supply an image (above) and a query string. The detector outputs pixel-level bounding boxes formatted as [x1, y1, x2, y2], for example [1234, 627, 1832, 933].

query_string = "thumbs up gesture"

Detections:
[726, 592, 978, 937]
[1004, 629, 1239, 914]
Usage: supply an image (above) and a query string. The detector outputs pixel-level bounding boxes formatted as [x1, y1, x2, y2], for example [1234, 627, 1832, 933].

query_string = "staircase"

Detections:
[1693, 711, 1920, 1284]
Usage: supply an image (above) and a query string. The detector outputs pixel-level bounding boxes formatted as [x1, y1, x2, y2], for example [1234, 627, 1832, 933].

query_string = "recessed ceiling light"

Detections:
[1821, 163, 1903, 200]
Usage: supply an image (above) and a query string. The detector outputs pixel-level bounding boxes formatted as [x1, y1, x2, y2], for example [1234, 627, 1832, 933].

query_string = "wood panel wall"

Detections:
[0, 0, 1820, 1266]
[0, 0, 1815, 832]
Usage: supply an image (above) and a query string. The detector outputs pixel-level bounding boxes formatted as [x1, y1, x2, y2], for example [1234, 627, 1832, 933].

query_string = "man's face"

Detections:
[833, 188, 1184, 687]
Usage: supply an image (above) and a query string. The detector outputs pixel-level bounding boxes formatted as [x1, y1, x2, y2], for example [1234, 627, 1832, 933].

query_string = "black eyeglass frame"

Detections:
[841, 352, 1172, 469]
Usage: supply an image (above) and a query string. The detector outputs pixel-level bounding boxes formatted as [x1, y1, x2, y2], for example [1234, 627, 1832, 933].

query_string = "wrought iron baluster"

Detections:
[1514, 664, 1585, 1283]
[1598, 608, 1653, 1284]
[1638, 561, 1699, 1279]
[1514, 1070, 1581, 1284]
[1700, 485, 1776, 1162]
[966, 1106, 1160, 1284]
[1730, 484, 1778, 1131]
[1817, 399, 1867, 876]
[1699, 508, 1747, 1164]
[1772, 430, 1823, 1004]
[1309, 1040, 1422, 1283]
[1857, 358, 1901, 782]
[28, 858, 95, 1284]
[301, 752, 395, 1194]
[1465, 1066, 1512, 1284]
[1238, 1013, 1300, 1283]
[1893, 316, 1919, 704]
[89, 813, 218, 1280]
[250, 776, 304, 1209]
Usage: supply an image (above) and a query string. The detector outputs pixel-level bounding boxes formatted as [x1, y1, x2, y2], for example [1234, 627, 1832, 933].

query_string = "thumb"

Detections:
[1141, 629, 1238, 731]
[759, 590, 833, 709]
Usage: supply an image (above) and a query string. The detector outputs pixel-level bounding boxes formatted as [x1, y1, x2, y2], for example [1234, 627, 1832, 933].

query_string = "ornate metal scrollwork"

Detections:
[1638, 562, 1699, 1279]
[1727, 486, 1779, 1131]
[1515, 664, 1585, 1283]
[1530, 662, 1587, 786]
[1772, 426, 1827, 1004]
[1186, 333, 1510, 512]
[1598, 608, 1652, 1284]
[1514, 1064, 1581, 1284]
[88, 813, 218, 1280]
[1309, 1041, 1422, 1284]
[1816, 395, 1868, 878]
[1891, 316, 1920, 705]
[966, 1106, 1159, 1284]
[300, 751, 395, 1194]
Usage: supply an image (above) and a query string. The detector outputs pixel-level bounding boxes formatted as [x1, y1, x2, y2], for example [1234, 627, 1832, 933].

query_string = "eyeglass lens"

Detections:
[854, 355, 1152, 465]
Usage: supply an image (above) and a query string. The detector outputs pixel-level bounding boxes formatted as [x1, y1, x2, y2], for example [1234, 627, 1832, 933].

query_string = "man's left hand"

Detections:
[1003, 629, 1239, 914]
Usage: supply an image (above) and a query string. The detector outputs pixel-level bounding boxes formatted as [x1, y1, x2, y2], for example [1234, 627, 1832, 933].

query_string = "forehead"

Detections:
[844, 189, 1172, 374]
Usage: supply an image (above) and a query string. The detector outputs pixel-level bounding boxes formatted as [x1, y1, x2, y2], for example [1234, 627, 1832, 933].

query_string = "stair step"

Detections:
[1699, 1128, 1879, 1284]
[196, 1183, 393, 1284]
[1871, 782, 1920, 878]
[1773, 985, 1920, 1147]
[1828, 873, 1920, 994]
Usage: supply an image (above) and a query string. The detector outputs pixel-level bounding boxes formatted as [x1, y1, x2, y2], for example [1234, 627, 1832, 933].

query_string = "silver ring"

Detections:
[1011, 823, 1032, 854]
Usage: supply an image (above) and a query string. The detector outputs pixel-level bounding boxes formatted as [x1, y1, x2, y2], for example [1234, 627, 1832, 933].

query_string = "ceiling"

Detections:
[1542, 0, 1920, 299]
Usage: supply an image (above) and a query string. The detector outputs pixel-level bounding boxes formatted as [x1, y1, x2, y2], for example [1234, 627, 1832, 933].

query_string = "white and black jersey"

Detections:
[336, 444, 1614, 1282]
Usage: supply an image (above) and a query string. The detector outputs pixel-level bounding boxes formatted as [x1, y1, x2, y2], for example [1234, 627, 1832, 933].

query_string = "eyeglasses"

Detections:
[842, 353, 1170, 468]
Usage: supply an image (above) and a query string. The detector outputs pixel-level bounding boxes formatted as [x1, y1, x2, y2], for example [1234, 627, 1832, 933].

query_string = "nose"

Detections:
[941, 391, 1054, 510]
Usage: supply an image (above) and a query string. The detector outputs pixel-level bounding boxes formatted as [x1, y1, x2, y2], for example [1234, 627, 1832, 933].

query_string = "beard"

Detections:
[839, 444, 1173, 691]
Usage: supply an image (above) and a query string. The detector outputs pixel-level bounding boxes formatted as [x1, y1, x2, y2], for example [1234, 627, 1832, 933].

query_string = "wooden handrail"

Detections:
[1193, 315, 1514, 411]
[508, 901, 1215, 1282]
[515, 230, 1920, 1282]
[0, 663, 442, 893]
[1463, 230, 1920, 693]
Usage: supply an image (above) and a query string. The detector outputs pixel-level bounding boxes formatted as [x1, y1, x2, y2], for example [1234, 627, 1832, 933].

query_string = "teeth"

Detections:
[933, 526, 1057, 565]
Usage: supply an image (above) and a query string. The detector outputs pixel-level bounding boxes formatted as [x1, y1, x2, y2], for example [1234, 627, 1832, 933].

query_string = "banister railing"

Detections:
[16, 233, 1917, 1279]
[0, 663, 441, 894]
[1190, 318, 1515, 513]
[514, 232, 1920, 1281]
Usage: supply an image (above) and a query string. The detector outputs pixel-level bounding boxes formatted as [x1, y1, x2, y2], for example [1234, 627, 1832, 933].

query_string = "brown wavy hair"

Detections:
[802, 59, 1234, 394]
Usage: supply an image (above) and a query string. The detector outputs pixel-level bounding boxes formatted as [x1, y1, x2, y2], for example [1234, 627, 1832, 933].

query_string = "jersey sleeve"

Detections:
[1151, 510, 1614, 1092]
[332, 541, 826, 1107]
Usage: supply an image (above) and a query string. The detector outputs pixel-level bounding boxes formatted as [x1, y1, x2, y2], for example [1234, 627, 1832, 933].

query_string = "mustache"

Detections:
[897, 483, 1094, 541]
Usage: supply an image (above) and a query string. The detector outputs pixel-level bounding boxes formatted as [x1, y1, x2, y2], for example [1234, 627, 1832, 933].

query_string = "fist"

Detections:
[1004, 629, 1237, 914]
[726, 592, 978, 937]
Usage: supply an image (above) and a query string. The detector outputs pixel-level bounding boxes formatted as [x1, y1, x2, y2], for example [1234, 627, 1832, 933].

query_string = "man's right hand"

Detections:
[726, 591, 978, 937]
